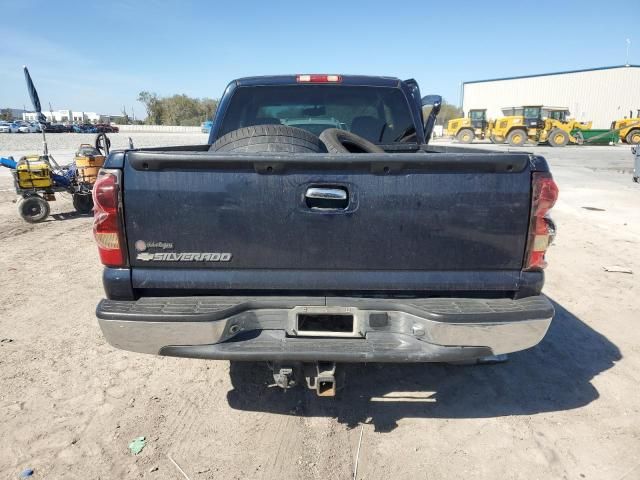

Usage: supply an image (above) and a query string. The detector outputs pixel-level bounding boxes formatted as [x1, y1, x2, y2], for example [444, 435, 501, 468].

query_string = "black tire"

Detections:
[626, 130, 640, 145]
[507, 129, 527, 147]
[95, 133, 111, 155]
[456, 128, 475, 144]
[548, 128, 569, 147]
[73, 193, 94, 214]
[210, 125, 324, 153]
[319, 128, 384, 153]
[18, 195, 50, 223]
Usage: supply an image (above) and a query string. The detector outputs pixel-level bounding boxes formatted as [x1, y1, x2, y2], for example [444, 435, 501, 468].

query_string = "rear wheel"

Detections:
[72, 193, 94, 214]
[18, 195, 50, 223]
[626, 130, 640, 145]
[548, 129, 569, 147]
[507, 129, 527, 147]
[456, 129, 475, 144]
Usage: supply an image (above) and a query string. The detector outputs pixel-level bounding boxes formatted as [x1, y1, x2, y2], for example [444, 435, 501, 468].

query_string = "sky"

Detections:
[0, 0, 636, 117]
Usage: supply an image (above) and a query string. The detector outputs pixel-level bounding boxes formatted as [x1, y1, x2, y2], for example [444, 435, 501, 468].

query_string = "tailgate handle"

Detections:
[305, 187, 348, 210]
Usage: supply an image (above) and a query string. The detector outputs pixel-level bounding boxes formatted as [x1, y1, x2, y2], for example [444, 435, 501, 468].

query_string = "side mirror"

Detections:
[421, 95, 442, 144]
[421, 95, 442, 109]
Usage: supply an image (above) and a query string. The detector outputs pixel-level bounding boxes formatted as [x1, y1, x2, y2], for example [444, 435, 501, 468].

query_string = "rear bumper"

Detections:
[96, 295, 554, 362]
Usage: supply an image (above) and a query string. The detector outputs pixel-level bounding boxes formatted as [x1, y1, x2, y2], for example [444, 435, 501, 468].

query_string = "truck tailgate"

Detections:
[122, 151, 533, 292]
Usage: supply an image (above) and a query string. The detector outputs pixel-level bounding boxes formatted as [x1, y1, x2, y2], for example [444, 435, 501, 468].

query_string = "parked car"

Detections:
[201, 120, 213, 133]
[0, 122, 12, 133]
[93, 74, 558, 396]
[43, 123, 70, 133]
[71, 124, 93, 133]
[18, 122, 39, 133]
[71, 123, 90, 133]
[94, 123, 118, 133]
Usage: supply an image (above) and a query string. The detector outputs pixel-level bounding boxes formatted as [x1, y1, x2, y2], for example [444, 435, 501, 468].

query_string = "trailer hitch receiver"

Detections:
[304, 362, 337, 397]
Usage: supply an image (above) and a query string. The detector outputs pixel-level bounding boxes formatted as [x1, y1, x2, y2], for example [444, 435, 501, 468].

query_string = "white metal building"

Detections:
[22, 110, 108, 123]
[462, 65, 640, 128]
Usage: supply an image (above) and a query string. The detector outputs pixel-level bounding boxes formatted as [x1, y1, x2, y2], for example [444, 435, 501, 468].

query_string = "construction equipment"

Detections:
[490, 106, 592, 147]
[0, 67, 110, 222]
[490, 106, 543, 146]
[16, 156, 53, 189]
[543, 107, 593, 147]
[75, 143, 106, 184]
[1, 134, 109, 222]
[446, 109, 491, 143]
[571, 129, 620, 146]
[612, 110, 640, 145]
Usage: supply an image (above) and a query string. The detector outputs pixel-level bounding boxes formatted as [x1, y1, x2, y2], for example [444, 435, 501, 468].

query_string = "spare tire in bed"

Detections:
[210, 125, 325, 153]
[319, 128, 384, 153]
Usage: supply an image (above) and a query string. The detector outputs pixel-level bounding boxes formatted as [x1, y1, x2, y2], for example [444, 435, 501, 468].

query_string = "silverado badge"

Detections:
[136, 252, 232, 262]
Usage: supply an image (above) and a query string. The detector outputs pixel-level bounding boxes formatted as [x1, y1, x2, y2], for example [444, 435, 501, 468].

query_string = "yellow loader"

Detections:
[446, 109, 491, 144]
[490, 106, 592, 147]
[612, 110, 640, 145]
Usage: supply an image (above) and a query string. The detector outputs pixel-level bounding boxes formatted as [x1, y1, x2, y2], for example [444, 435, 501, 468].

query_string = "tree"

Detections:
[137, 91, 163, 125]
[161, 94, 201, 126]
[437, 100, 464, 126]
[199, 98, 219, 121]
[423, 100, 463, 127]
[118, 107, 130, 125]
[0, 108, 12, 121]
[137, 91, 219, 126]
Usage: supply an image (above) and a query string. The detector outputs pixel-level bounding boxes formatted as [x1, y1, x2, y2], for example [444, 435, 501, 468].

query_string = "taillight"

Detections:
[296, 74, 342, 83]
[93, 169, 126, 267]
[524, 172, 559, 270]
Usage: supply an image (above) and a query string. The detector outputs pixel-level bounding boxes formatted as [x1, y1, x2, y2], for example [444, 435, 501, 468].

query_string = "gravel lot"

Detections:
[0, 134, 639, 479]
[0, 132, 209, 174]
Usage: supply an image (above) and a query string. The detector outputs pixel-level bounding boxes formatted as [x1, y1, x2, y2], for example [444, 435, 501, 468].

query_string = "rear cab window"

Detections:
[217, 85, 415, 144]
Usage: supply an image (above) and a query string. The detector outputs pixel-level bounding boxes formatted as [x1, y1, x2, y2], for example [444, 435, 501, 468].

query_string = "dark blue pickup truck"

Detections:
[92, 74, 558, 395]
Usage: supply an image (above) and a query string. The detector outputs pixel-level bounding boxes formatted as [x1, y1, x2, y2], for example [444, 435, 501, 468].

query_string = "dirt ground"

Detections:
[1, 134, 639, 479]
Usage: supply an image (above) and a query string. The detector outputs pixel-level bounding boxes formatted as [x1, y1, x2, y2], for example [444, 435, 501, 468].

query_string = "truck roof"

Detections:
[234, 74, 403, 88]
